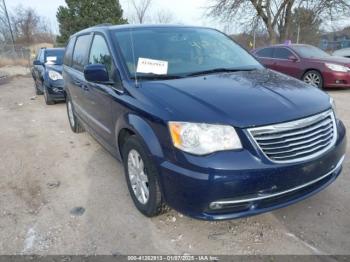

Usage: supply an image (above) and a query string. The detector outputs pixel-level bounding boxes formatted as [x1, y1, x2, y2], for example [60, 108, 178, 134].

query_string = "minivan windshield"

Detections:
[45, 49, 65, 65]
[112, 27, 263, 78]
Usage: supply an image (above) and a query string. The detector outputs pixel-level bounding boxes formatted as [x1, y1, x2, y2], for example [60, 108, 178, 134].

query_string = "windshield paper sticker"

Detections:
[136, 58, 168, 75]
[46, 56, 57, 61]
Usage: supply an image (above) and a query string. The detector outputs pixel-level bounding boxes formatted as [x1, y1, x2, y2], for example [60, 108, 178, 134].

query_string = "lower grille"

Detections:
[248, 110, 337, 163]
[208, 155, 344, 213]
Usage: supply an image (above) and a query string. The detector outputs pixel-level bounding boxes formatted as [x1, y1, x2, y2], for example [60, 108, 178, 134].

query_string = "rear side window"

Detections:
[64, 37, 76, 66]
[88, 34, 113, 77]
[72, 34, 92, 71]
[255, 48, 273, 58]
[273, 47, 293, 59]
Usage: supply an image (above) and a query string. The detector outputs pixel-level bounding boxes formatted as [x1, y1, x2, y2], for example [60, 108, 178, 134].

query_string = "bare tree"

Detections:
[290, 7, 322, 45]
[11, 6, 40, 44]
[153, 9, 175, 24]
[207, 0, 350, 44]
[9, 5, 54, 44]
[131, 0, 152, 24]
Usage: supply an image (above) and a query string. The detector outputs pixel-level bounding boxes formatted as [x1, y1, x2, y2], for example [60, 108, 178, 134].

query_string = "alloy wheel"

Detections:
[127, 149, 149, 204]
[303, 72, 321, 88]
[67, 101, 75, 128]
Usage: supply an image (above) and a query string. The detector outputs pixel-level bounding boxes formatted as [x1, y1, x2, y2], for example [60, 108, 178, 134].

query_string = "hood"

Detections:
[137, 69, 331, 128]
[46, 64, 63, 74]
[308, 56, 350, 66]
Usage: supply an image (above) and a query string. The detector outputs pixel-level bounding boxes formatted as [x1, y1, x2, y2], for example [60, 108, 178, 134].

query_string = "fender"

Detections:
[115, 113, 164, 161]
[42, 71, 50, 86]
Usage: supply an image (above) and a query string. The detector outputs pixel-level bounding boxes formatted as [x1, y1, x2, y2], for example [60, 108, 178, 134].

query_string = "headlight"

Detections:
[168, 122, 242, 155]
[325, 63, 349, 72]
[48, 70, 63, 81]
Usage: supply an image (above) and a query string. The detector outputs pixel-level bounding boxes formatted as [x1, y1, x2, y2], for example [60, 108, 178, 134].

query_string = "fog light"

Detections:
[209, 202, 223, 210]
[335, 80, 346, 84]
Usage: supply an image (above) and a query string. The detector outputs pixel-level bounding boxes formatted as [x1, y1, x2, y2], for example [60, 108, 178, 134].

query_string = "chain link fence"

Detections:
[0, 43, 31, 68]
[0, 44, 31, 79]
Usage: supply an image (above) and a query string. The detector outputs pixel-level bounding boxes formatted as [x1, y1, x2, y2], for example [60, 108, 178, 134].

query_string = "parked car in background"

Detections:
[253, 44, 350, 89]
[63, 25, 346, 220]
[333, 48, 350, 58]
[32, 47, 65, 105]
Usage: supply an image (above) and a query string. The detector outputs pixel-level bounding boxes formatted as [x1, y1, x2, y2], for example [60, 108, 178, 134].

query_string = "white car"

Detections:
[333, 48, 350, 58]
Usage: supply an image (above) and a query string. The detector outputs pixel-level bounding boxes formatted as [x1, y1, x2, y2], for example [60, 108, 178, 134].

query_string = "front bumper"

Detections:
[158, 120, 346, 220]
[45, 79, 65, 100]
[323, 70, 350, 88]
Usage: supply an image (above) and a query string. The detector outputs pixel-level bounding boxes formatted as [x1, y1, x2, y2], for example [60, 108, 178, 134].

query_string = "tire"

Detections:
[302, 70, 323, 89]
[34, 79, 43, 95]
[66, 94, 85, 133]
[43, 85, 55, 105]
[122, 135, 167, 217]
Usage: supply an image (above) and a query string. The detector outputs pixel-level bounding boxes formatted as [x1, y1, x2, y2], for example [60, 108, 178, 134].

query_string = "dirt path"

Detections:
[0, 76, 349, 255]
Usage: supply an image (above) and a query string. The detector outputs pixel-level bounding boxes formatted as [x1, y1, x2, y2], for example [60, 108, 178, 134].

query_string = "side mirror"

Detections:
[84, 64, 110, 83]
[288, 55, 298, 62]
[33, 60, 42, 66]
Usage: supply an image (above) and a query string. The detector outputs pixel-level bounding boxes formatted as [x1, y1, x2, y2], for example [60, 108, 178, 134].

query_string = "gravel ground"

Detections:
[0, 76, 349, 255]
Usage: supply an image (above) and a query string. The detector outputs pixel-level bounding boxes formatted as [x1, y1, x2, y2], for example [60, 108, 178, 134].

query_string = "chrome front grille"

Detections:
[248, 110, 337, 163]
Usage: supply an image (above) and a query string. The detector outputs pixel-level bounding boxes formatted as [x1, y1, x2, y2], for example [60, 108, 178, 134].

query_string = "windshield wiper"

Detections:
[131, 74, 183, 80]
[185, 68, 257, 77]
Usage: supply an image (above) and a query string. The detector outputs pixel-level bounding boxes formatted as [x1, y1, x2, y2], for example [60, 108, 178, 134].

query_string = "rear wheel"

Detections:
[66, 94, 85, 133]
[122, 135, 167, 217]
[303, 70, 323, 89]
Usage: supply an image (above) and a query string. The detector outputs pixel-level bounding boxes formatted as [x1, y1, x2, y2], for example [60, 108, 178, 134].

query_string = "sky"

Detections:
[6, 0, 65, 33]
[5, 0, 223, 34]
[5, 0, 350, 35]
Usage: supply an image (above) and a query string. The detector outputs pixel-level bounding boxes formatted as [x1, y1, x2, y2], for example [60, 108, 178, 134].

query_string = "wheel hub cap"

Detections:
[304, 73, 320, 87]
[127, 149, 149, 204]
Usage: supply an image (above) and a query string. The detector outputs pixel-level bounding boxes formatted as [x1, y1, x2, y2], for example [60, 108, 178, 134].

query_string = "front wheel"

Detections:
[122, 135, 167, 217]
[43, 85, 55, 105]
[302, 70, 323, 89]
[34, 79, 43, 95]
[66, 94, 85, 133]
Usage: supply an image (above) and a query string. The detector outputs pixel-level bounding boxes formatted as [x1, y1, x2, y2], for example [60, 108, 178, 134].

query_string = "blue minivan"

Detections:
[63, 24, 346, 220]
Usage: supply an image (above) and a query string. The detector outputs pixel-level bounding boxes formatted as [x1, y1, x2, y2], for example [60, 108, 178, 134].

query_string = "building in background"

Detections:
[320, 27, 350, 51]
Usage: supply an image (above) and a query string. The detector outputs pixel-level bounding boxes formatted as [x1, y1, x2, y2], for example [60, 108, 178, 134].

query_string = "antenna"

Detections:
[129, 29, 138, 86]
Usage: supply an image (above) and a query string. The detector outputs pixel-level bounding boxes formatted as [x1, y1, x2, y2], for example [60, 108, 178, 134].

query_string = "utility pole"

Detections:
[252, 20, 257, 49]
[296, 25, 300, 44]
[2, 0, 15, 53]
[253, 30, 256, 49]
[296, 9, 300, 44]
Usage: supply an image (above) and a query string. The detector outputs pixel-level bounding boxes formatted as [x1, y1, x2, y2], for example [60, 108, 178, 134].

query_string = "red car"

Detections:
[253, 44, 350, 89]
